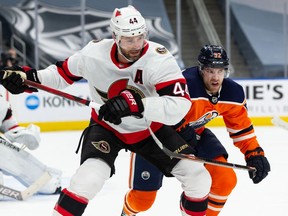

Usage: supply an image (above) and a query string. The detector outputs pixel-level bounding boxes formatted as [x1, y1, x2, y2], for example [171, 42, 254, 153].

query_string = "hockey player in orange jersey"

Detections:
[121, 45, 271, 216]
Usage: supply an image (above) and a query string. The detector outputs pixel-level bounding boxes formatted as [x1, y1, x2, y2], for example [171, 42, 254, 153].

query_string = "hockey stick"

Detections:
[23, 80, 100, 109]
[0, 135, 52, 200]
[147, 126, 256, 172]
[23, 80, 255, 172]
[271, 116, 288, 130]
[0, 171, 51, 200]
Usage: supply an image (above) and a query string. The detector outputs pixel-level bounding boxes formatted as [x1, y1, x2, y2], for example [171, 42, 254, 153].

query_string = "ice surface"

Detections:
[0, 126, 286, 215]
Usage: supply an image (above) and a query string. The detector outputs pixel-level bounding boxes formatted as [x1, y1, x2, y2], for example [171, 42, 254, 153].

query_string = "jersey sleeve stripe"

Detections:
[155, 78, 186, 91]
[56, 59, 82, 84]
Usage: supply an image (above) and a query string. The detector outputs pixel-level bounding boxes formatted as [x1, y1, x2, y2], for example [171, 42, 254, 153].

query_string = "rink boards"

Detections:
[1, 79, 288, 131]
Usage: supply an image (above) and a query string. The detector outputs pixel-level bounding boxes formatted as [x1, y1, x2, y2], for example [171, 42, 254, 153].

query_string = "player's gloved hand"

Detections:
[177, 124, 197, 155]
[98, 90, 144, 125]
[245, 147, 271, 184]
[0, 65, 40, 94]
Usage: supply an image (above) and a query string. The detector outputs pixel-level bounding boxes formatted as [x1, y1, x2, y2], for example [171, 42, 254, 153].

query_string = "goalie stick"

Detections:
[0, 135, 52, 200]
[271, 116, 288, 130]
[0, 171, 51, 201]
[23, 80, 256, 172]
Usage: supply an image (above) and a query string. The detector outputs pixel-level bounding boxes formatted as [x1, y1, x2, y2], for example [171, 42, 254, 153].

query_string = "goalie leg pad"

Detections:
[38, 167, 62, 194]
[0, 171, 4, 199]
[0, 137, 61, 194]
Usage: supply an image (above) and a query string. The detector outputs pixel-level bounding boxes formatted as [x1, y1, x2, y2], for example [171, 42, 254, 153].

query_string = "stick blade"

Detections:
[271, 116, 288, 130]
[0, 184, 24, 200]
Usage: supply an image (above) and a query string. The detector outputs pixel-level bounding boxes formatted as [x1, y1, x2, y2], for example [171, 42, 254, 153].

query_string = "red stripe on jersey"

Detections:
[57, 59, 81, 84]
[155, 78, 190, 100]
[8, 125, 19, 131]
[91, 110, 162, 144]
[22, 65, 32, 72]
[155, 78, 186, 91]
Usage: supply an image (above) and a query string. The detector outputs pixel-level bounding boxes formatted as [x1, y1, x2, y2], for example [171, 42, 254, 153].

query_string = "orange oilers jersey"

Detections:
[182, 66, 260, 154]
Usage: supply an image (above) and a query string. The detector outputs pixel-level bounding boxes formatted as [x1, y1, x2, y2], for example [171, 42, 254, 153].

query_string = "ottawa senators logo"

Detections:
[156, 47, 167, 54]
[91, 141, 110, 153]
[94, 79, 145, 102]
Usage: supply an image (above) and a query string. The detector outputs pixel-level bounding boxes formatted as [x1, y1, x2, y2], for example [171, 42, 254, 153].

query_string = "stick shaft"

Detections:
[148, 126, 255, 171]
[23, 80, 100, 109]
[24, 80, 254, 171]
[21, 171, 51, 200]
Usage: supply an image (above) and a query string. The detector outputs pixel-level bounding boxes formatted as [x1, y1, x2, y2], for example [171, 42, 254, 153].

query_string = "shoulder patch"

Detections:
[92, 39, 103, 43]
[155, 47, 168, 54]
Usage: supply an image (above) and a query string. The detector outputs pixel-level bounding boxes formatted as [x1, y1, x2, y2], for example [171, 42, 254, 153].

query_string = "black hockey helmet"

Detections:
[198, 45, 229, 69]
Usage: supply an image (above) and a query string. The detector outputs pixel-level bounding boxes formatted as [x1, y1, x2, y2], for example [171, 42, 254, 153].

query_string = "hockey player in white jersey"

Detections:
[0, 94, 62, 197]
[0, 5, 211, 215]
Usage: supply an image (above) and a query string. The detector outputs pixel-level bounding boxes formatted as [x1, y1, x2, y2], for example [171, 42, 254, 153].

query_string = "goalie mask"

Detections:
[198, 45, 230, 77]
[110, 5, 148, 62]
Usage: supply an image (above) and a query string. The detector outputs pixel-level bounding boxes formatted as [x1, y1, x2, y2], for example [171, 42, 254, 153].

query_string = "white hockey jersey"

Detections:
[38, 39, 191, 144]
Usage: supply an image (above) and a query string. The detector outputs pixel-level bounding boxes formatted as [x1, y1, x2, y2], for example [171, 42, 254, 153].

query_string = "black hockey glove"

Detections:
[98, 90, 144, 125]
[245, 147, 271, 184]
[176, 124, 198, 155]
[0, 65, 40, 94]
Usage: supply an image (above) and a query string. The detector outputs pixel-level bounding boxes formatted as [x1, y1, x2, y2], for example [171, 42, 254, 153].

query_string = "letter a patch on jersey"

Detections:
[134, 69, 143, 84]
